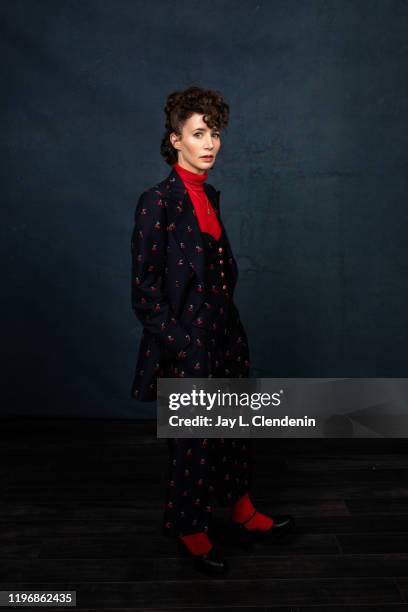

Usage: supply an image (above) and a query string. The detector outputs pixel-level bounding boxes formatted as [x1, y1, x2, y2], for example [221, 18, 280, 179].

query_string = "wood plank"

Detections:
[252, 483, 408, 501]
[285, 455, 408, 470]
[338, 533, 408, 554]
[346, 498, 408, 515]
[36, 533, 339, 559]
[0, 579, 403, 607]
[2, 554, 408, 582]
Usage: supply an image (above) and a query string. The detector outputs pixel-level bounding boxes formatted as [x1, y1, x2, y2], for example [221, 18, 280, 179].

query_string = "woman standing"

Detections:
[131, 86, 294, 576]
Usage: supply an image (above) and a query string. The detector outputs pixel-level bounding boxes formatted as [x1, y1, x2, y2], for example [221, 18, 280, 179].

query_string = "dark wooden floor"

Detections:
[1, 419, 408, 611]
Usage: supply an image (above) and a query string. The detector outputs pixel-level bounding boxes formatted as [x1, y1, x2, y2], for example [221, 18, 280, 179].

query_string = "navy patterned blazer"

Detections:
[130, 166, 249, 401]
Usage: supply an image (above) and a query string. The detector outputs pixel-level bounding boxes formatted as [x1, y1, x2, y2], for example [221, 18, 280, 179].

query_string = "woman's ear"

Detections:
[169, 132, 180, 150]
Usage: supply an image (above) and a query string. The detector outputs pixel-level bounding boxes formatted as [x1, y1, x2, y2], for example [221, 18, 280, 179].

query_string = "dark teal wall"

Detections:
[2, 0, 408, 417]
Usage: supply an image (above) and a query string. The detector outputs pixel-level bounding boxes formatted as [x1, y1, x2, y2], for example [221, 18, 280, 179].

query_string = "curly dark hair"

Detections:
[160, 85, 230, 166]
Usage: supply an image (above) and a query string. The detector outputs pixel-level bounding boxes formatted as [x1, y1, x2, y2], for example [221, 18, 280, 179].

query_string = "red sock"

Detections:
[231, 493, 274, 531]
[179, 532, 213, 555]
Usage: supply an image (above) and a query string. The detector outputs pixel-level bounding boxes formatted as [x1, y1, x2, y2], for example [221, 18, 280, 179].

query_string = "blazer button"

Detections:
[222, 284, 227, 290]
[219, 259, 224, 265]
[218, 247, 223, 253]
[220, 271, 225, 277]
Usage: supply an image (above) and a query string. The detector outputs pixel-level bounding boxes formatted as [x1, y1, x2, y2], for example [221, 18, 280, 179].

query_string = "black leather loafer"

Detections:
[229, 511, 295, 548]
[177, 540, 229, 577]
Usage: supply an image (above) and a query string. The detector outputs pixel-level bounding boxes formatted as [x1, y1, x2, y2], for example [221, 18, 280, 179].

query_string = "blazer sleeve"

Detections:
[131, 189, 192, 355]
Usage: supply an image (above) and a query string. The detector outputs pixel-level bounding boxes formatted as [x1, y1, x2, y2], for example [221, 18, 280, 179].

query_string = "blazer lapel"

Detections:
[162, 167, 238, 287]
[163, 168, 206, 284]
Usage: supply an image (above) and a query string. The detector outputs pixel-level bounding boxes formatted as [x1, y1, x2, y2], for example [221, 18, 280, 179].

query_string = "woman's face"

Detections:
[170, 113, 221, 174]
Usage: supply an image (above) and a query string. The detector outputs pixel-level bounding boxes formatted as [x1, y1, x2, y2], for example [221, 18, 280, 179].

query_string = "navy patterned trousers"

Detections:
[162, 326, 252, 537]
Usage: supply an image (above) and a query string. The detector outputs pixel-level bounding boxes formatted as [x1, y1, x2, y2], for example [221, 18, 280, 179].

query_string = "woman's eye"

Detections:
[194, 132, 220, 138]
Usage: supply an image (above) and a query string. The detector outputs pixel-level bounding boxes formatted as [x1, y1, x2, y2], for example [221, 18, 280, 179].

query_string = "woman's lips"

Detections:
[201, 156, 214, 159]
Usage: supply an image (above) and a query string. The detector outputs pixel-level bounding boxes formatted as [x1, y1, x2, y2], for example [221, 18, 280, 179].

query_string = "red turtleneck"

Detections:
[173, 162, 221, 240]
